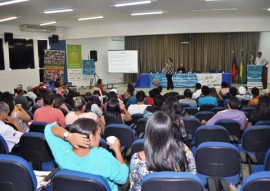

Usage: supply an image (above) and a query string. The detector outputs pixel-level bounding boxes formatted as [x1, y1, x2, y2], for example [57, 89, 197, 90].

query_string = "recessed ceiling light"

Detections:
[267, 8, 270, 11]
[40, 21, 57, 26]
[78, 16, 104, 21]
[115, 1, 151, 7]
[44, 9, 74, 14]
[0, 16, 18, 22]
[131, 11, 163, 16]
[192, 8, 237, 12]
[0, 0, 28, 6]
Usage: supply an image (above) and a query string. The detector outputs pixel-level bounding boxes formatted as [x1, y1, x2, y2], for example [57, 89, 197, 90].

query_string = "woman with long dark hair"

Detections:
[129, 111, 196, 191]
[246, 95, 270, 127]
[101, 98, 132, 126]
[162, 96, 187, 142]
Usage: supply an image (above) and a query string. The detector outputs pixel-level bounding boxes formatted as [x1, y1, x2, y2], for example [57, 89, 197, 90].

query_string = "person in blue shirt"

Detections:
[44, 118, 129, 191]
[198, 86, 218, 107]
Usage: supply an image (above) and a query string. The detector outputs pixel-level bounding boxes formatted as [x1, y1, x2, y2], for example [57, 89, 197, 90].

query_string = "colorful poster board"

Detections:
[44, 50, 65, 84]
[148, 73, 222, 88]
[247, 65, 263, 88]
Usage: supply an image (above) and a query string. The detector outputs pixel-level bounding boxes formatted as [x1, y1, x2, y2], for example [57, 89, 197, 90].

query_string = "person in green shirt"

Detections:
[45, 118, 129, 191]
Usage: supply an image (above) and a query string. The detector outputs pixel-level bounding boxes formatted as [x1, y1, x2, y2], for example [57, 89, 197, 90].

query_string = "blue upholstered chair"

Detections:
[194, 142, 241, 186]
[0, 154, 39, 191]
[130, 139, 144, 157]
[29, 121, 48, 133]
[141, 171, 204, 191]
[0, 135, 9, 154]
[53, 169, 111, 191]
[20, 132, 57, 171]
[240, 171, 270, 191]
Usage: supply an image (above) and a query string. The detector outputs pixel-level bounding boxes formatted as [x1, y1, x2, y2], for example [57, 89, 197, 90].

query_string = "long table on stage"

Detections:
[135, 73, 231, 88]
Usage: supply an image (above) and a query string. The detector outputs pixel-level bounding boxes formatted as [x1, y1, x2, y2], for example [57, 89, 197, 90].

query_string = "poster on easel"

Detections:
[82, 59, 95, 84]
[44, 50, 65, 84]
[67, 44, 82, 86]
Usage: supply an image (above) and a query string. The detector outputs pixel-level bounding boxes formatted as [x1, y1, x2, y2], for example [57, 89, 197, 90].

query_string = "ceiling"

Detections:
[0, 0, 269, 29]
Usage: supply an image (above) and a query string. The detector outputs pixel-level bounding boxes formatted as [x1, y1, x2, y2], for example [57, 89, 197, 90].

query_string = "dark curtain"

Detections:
[124, 32, 260, 83]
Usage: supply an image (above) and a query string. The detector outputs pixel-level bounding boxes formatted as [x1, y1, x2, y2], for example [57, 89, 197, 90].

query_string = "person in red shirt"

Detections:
[33, 92, 65, 127]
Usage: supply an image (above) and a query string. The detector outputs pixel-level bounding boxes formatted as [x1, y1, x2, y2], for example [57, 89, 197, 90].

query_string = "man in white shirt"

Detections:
[0, 102, 24, 153]
[255, 52, 268, 66]
[192, 83, 202, 99]
[127, 91, 149, 115]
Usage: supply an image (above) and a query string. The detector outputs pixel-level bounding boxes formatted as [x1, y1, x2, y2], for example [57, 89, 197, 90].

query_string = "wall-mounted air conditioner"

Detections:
[19, 24, 56, 33]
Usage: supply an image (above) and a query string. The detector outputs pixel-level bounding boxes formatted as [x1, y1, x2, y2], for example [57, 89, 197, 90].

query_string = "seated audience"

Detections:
[224, 87, 238, 107]
[125, 84, 137, 107]
[65, 96, 102, 132]
[144, 95, 164, 119]
[92, 90, 102, 108]
[247, 87, 259, 106]
[210, 87, 223, 101]
[129, 111, 196, 191]
[14, 87, 30, 110]
[247, 95, 270, 127]
[55, 82, 68, 97]
[146, 85, 163, 106]
[236, 86, 251, 101]
[219, 82, 230, 95]
[128, 91, 149, 115]
[179, 89, 197, 107]
[205, 97, 247, 130]
[54, 94, 70, 113]
[162, 96, 187, 142]
[192, 83, 202, 99]
[84, 94, 103, 117]
[25, 86, 37, 103]
[45, 118, 128, 191]
[101, 98, 131, 126]
[33, 92, 65, 127]
[0, 102, 25, 154]
[47, 80, 56, 92]
[0, 92, 31, 132]
[198, 86, 218, 107]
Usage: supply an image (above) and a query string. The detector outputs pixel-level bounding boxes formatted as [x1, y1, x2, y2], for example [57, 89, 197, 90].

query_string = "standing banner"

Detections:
[67, 44, 82, 86]
[82, 59, 95, 86]
[44, 50, 65, 84]
[247, 65, 263, 88]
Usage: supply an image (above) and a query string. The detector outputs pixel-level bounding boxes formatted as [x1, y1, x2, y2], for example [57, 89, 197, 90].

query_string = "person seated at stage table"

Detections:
[219, 82, 230, 95]
[204, 97, 247, 130]
[192, 83, 202, 99]
[127, 91, 149, 115]
[246, 95, 270, 127]
[198, 86, 218, 107]
[101, 98, 131, 126]
[179, 89, 197, 108]
[177, 64, 186, 73]
[247, 87, 259, 107]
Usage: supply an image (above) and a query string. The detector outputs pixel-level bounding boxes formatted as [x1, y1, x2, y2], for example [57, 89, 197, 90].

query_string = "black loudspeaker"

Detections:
[4, 32, 13, 43]
[90, 50, 97, 61]
[52, 35, 59, 43]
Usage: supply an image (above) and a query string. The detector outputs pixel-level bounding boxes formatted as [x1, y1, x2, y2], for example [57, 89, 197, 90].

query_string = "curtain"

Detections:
[124, 32, 260, 83]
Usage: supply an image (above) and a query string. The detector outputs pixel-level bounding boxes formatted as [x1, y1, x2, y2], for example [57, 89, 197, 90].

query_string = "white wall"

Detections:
[63, 17, 270, 39]
[66, 37, 124, 85]
[0, 25, 63, 92]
